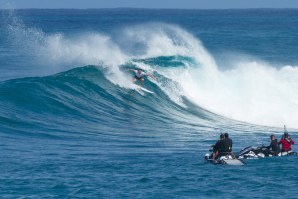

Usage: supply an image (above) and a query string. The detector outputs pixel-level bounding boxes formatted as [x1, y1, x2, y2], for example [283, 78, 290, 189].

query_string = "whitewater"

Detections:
[1, 9, 298, 198]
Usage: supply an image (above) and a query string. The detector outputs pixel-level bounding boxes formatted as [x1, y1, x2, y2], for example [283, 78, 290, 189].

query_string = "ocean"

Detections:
[0, 9, 298, 198]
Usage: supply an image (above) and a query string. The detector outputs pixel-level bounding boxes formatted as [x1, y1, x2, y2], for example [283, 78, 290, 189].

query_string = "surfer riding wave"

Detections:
[129, 68, 155, 87]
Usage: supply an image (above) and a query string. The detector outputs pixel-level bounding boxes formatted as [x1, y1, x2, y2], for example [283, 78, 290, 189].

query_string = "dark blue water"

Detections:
[1, 9, 298, 198]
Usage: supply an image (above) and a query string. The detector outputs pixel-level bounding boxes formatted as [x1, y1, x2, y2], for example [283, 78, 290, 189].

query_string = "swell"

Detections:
[1, 65, 267, 139]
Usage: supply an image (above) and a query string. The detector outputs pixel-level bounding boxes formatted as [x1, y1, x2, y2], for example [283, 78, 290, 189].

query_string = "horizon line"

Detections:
[1, 7, 298, 10]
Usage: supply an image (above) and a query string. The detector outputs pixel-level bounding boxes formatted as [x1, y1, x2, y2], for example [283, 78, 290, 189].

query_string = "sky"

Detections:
[1, 0, 298, 9]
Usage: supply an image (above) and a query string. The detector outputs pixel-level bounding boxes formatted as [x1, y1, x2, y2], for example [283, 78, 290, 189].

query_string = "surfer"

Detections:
[279, 132, 294, 152]
[212, 133, 236, 160]
[129, 68, 155, 86]
[212, 134, 225, 160]
[266, 134, 280, 156]
[223, 133, 236, 158]
[223, 133, 232, 152]
[205, 133, 244, 165]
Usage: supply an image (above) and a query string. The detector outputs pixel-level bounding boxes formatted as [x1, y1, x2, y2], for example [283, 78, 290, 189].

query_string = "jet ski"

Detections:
[237, 145, 297, 160]
[205, 150, 244, 165]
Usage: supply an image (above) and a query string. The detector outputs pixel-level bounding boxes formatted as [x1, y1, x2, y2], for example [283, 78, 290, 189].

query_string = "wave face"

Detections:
[0, 65, 255, 136]
[1, 9, 298, 198]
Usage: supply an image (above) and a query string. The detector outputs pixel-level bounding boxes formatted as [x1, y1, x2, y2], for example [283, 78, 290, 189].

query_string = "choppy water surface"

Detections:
[0, 9, 298, 198]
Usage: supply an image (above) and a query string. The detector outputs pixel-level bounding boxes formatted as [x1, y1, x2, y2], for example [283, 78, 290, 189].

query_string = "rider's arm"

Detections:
[267, 141, 272, 149]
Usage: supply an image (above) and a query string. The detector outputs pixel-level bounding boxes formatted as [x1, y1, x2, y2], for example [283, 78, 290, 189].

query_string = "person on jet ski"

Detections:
[279, 132, 295, 152]
[223, 133, 236, 158]
[266, 134, 280, 155]
[223, 133, 232, 152]
[212, 134, 225, 160]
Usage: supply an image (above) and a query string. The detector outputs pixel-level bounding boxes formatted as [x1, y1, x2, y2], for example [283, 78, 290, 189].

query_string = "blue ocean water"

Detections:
[1, 9, 298, 198]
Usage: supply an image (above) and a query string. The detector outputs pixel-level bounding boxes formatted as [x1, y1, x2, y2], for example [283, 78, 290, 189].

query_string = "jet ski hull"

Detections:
[205, 153, 244, 165]
[237, 146, 297, 159]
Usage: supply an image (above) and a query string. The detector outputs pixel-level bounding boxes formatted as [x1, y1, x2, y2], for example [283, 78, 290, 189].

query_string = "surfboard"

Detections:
[223, 159, 244, 166]
[136, 85, 154, 94]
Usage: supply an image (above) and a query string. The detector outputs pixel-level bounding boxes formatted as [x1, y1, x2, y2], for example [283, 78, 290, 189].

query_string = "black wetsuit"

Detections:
[267, 139, 280, 155]
[223, 137, 233, 153]
[213, 140, 225, 154]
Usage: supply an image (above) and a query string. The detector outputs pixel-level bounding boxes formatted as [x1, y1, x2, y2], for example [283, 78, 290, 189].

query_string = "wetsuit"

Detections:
[134, 70, 146, 80]
[279, 138, 294, 152]
[267, 139, 280, 155]
[213, 140, 225, 154]
[223, 137, 233, 153]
